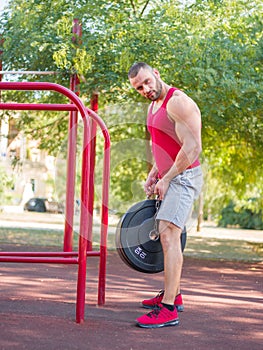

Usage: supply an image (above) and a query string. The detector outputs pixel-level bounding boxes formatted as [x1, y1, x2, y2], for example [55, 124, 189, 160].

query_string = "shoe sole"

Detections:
[176, 305, 184, 312]
[137, 319, 179, 329]
[142, 304, 184, 312]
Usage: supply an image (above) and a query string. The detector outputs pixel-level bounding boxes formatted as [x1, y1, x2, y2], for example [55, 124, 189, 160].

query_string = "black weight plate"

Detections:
[116, 199, 187, 274]
[116, 200, 158, 273]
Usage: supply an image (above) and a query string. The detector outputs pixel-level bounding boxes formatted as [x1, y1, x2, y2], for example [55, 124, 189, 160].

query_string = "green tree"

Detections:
[0, 0, 262, 217]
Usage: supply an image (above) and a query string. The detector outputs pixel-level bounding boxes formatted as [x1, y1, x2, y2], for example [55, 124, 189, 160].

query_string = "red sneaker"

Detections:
[142, 290, 184, 312]
[136, 303, 179, 328]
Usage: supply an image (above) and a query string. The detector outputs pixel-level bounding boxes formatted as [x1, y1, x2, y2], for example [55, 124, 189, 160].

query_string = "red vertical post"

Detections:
[97, 141, 110, 306]
[72, 18, 82, 45]
[76, 114, 91, 323]
[69, 18, 88, 323]
[86, 92, 98, 251]
[63, 74, 79, 252]
[63, 20, 82, 252]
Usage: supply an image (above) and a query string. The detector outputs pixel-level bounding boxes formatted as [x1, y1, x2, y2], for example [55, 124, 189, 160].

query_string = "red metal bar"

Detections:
[63, 74, 79, 252]
[0, 103, 110, 140]
[72, 19, 82, 45]
[76, 114, 91, 323]
[0, 81, 111, 323]
[87, 109, 110, 306]
[0, 251, 100, 257]
[98, 143, 110, 305]
[0, 257, 78, 264]
[0, 82, 90, 120]
[0, 103, 77, 111]
[86, 92, 99, 251]
[68, 20, 82, 254]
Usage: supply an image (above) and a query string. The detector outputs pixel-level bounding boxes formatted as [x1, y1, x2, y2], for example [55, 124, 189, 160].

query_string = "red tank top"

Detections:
[147, 87, 200, 177]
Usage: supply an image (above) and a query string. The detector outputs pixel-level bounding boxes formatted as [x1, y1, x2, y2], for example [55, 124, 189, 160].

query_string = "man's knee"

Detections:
[159, 220, 181, 235]
[159, 220, 182, 250]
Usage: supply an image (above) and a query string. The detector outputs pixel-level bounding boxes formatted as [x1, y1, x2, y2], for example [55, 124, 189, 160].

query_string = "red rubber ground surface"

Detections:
[0, 247, 262, 350]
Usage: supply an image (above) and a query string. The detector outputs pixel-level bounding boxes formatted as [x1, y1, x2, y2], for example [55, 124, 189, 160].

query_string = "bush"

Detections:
[218, 201, 263, 229]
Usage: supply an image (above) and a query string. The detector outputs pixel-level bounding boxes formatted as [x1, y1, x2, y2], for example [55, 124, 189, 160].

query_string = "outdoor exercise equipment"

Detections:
[0, 77, 110, 324]
[115, 199, 187, 273]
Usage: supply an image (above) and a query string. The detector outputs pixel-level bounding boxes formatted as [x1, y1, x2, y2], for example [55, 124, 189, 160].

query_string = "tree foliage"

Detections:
[0, 0, 262, 216]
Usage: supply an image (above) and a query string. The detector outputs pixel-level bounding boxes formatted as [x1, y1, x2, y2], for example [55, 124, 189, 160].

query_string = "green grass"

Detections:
[184, 237, 263, 262]
[0, 227, 67, 248]
[0, 226, 116, 251]
[0, 227, 262, 262]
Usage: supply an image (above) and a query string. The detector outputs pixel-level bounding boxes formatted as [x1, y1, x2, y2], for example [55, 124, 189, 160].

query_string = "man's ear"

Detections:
[153, 68, 160, 78]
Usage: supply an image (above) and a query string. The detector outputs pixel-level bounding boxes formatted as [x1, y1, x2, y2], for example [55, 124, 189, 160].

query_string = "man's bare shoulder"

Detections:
[173, 89, 185, 97]
[170, 89, 194, 102]
[167, 90, 201, 120]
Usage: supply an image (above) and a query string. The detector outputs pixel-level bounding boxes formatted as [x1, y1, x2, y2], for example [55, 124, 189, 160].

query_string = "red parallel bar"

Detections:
[0, 81, 111, 323]
[0, 103, 76, 111]
[0, 251, 100, 257]
[0, 257, 78, 264]
[0, 103, 110, 145]
[0, 82, 90, 121]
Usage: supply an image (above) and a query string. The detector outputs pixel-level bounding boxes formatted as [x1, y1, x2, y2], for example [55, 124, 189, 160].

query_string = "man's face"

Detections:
[129, 68, 162, 101]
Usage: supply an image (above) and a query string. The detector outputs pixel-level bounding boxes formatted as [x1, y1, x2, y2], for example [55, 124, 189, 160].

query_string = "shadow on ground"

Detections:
[0, 246, 262, 350]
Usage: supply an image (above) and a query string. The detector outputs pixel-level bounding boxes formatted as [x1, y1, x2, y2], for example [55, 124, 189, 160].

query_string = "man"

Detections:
[128, 62, 203, 328]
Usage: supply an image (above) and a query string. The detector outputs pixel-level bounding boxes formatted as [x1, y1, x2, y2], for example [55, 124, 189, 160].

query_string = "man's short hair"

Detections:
[128, 62, 153, 78]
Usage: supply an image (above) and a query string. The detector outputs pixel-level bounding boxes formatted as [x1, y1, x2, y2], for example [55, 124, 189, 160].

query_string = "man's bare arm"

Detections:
[163, 92, 202, 181]
[154, 92, 202, 199]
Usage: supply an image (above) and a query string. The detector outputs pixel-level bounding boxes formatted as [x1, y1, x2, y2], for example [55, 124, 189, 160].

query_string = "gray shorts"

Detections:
[156, 166, 203, 230]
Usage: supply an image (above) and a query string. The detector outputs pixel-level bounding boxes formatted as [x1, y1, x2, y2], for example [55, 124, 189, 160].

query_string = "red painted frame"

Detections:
[0, 81, 111, 323]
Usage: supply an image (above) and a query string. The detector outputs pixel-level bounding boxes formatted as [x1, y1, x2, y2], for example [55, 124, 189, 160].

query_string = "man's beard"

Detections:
[148, 77, 163, 101]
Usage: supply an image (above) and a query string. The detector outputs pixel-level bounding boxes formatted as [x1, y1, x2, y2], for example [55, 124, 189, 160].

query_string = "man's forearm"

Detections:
[162, 146, 201, 182]
[148, 163, 158, 179]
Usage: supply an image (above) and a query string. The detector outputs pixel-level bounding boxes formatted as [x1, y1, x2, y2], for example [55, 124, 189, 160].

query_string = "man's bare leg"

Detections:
[159, 220, 183, 305]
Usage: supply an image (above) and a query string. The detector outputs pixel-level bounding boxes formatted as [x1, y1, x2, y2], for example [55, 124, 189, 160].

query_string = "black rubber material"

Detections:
[115, 199, 187, 274]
